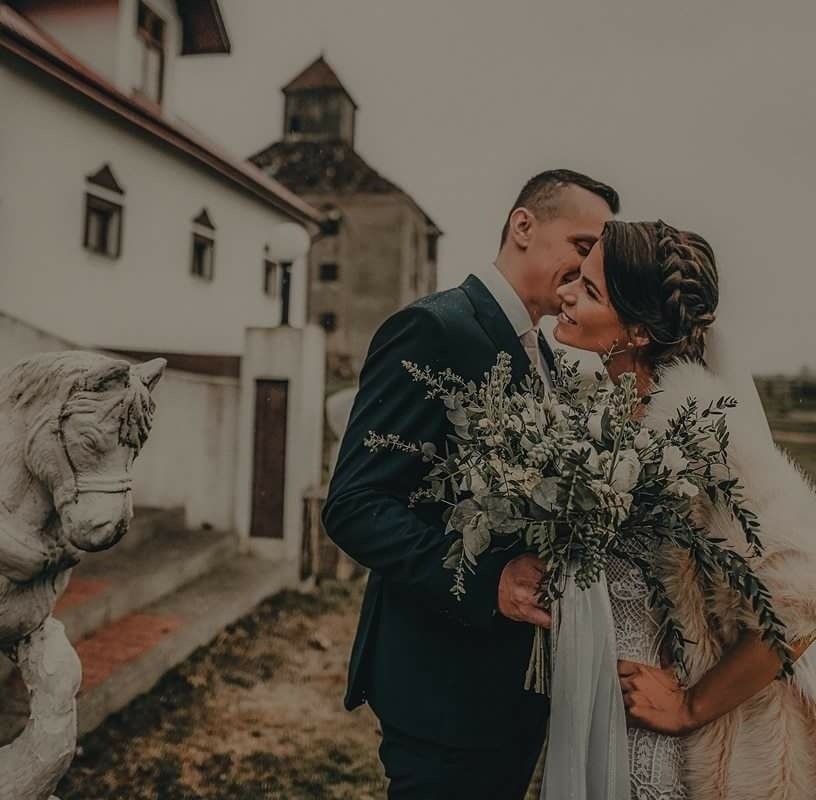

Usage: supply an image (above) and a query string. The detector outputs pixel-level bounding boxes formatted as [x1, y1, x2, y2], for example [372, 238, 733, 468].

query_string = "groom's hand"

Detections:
[497, 554, 552, 628]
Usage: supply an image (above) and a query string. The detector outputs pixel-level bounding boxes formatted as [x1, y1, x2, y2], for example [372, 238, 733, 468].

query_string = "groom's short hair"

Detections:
[500, 169, 620, 247]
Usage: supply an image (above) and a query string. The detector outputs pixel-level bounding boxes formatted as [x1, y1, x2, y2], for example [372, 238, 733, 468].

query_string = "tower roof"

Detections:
[249, 140, 442, 234]
[282, 55, 357, 107]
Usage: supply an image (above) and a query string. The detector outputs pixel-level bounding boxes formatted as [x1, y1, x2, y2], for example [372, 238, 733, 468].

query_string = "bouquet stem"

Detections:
[524, 599, 560, 696]
[524, 626, 548, 694]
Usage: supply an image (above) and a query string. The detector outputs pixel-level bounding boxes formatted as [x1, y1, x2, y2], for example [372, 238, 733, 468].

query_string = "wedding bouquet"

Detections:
[365, 351, 793, 693]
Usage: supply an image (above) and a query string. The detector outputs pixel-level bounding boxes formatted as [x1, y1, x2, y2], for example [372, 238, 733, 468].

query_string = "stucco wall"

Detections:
[0, 55, 309, 356]
[236, 324, 325, 575]
[12, 0, 122, 81]
[133, 367, 239, 530]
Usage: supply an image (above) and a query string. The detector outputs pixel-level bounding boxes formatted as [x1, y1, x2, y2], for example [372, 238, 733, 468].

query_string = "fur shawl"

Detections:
[644, 360, 816, 800]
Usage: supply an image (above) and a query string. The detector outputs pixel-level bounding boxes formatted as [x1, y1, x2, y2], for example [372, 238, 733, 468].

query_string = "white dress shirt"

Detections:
[473, 264, 554, 388]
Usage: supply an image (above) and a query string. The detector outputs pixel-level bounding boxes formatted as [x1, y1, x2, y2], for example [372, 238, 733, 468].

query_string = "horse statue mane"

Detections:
[0, 351, 165, 800]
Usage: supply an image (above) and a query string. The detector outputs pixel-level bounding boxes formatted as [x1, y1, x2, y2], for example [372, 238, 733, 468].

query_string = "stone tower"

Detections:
[250, 56, 441, 388]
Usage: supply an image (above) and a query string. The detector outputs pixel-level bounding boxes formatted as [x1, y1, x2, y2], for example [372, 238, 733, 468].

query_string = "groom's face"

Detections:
[520, 185, 613, 316]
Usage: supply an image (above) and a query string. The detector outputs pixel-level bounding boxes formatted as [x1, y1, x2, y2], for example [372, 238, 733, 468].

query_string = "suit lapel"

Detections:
[461, 274, 530, 385]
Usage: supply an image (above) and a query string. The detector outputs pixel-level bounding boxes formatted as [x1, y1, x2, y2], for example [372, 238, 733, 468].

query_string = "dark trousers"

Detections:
[378, 718, 547, 800]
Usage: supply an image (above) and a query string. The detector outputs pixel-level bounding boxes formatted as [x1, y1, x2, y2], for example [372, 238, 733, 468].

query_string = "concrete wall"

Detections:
[0, 54, 309, 356]
[235, 324, 325, 577]
[0, 313, 238, 530]
[306, 193, 436, 380]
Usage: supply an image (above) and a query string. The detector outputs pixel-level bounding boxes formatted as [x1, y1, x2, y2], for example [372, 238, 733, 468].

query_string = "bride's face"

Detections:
[553, 242, 631, 355]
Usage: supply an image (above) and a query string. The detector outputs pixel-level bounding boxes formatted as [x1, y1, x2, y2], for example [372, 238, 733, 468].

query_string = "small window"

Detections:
[319, 312, 337, 332]
[427, 234, 438, 263]
[319, 262, 339, 282]
[191, 233, 215, 281]
[263, 260, 278, 296]
[320, 209, 341, 237]
[83, 194, 123, 258]
[288, 114, 302, 134]
[136, 2, 165, 104]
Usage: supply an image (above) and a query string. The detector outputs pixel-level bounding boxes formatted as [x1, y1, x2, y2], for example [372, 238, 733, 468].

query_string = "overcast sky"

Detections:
[175, 0, 816, 374]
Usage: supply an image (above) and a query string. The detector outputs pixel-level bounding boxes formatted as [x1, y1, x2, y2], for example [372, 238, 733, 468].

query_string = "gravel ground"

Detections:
[57, 580, 387, 800]
[54, 437, 816, 800]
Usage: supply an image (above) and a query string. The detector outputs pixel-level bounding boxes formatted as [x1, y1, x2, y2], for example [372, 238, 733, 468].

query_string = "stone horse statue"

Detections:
[0, 351, 165, 800]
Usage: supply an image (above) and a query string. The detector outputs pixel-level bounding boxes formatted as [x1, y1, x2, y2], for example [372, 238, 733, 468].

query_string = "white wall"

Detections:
[132, 368, 239, 530]
[0, 58, 309, 356]
[13, 0, 121, 82]
[15, 0, 184, 116]
[235, 324, 325, 575]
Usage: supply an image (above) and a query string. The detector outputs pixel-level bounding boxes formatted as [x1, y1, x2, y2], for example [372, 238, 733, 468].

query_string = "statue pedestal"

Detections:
[0, 618, 81, 800]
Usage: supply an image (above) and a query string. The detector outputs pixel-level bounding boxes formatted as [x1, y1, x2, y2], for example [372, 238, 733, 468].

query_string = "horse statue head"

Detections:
[0, 352, 166, 798]
[1, 352, 165, 557]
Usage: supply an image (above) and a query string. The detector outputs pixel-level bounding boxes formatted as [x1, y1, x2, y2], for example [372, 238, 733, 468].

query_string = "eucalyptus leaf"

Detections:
[446, 407, 468, 426]
[463, 514, 491, 557]
[442, 536, 463, 569]
[448, 498, 481, 532]
[531, 476, 560, 511]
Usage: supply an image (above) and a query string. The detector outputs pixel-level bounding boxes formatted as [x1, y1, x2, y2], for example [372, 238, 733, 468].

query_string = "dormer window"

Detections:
[83, 164, 125, 259]
[191, 209, 215, 281]
[136, 2, 165, 105]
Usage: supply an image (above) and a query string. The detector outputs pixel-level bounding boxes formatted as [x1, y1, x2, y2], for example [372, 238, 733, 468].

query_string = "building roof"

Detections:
[175, 0, 231, 55]
[249, 139, 442, 234]
[0, 3, 323, 228]
[282, 55, 357, 108]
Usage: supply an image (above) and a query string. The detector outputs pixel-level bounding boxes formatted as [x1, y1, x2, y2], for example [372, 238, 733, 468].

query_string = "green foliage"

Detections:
[365, 351, 794, 680]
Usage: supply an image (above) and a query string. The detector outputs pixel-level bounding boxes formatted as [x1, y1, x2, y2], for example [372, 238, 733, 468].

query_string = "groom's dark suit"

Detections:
[323, 274, 553, 798]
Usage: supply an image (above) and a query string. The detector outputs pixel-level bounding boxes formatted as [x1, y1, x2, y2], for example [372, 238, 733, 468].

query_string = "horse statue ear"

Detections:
[83, 359, 132, 392]
[133, 358, 167, 393]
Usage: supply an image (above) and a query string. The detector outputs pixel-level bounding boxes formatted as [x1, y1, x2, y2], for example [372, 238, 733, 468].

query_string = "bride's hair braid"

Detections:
[601, 219, 719, 368]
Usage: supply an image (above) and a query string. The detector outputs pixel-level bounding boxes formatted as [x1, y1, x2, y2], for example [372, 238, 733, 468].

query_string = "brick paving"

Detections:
[75, 612, 185, 692]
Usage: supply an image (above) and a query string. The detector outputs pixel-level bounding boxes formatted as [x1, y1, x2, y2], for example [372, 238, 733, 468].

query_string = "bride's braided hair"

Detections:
[600, 220, 719, 367]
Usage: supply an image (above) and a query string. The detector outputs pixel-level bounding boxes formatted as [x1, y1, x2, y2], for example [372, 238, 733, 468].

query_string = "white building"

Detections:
[0, 0, 324, 358]
[0, 0, 328, 562]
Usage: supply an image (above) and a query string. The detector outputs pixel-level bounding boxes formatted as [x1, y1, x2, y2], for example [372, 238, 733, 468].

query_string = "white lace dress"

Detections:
[607, 553, 688, 800]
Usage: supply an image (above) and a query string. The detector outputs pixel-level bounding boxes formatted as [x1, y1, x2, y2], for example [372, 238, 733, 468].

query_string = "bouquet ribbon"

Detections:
[539, 571, 631, 800]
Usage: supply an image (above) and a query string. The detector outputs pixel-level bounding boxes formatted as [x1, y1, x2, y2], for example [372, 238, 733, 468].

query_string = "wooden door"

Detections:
[250, 380, 288, 538]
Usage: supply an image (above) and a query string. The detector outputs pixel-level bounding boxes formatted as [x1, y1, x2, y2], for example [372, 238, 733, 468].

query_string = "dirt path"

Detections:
[57, 580, 387, 800]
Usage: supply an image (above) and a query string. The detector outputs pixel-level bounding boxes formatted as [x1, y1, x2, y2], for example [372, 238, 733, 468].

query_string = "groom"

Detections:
[323, 169, 619, 798]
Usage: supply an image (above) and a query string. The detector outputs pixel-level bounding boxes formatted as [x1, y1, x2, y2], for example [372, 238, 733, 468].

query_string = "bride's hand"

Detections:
[618, 659, 696, 737]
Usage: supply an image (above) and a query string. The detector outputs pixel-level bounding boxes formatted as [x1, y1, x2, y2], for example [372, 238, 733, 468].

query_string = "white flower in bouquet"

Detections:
[587, 410, 605, 442]
[667, 478, 700, 498]
[610, 490, 634, 524]
[660, 445, 688, 477]
[610, 449, 641, 493]
[366, 350, 794, 693]
[633, 428, 653, 451]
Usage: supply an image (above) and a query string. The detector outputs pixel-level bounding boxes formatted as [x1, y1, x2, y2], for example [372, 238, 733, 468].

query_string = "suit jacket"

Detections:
[322, 274, 551, 748]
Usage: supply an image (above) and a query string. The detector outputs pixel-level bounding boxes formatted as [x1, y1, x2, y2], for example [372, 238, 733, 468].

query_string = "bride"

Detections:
[547, 219, 816, 800]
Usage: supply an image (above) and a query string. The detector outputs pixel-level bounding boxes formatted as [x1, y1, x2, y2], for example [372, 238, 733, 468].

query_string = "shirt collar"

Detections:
[474, 264, 536, 338]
